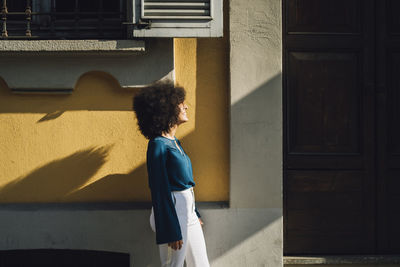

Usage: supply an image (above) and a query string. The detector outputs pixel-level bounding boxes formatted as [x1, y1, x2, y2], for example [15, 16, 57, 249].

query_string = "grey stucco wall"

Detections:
[229, 0, 283, 265]
[0, 0, 283, 265]
[0, 205, 282, 267]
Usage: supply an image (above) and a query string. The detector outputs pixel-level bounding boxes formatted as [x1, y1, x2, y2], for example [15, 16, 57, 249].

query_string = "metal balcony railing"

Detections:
[0, 0, 126, 39]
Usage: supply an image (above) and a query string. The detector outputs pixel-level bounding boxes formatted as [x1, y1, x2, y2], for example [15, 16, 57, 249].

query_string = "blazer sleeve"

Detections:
[147, 140, 182, 244]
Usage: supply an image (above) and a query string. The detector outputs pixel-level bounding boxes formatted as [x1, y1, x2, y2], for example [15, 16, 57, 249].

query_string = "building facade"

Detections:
[0, 0, 283, 266]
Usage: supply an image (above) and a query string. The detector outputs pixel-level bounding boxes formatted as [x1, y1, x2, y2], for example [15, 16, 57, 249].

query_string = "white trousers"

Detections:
[150, 187, 210, 267]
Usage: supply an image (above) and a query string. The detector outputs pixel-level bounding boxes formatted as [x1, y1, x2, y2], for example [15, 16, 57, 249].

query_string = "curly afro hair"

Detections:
[132, 81, 186, 140]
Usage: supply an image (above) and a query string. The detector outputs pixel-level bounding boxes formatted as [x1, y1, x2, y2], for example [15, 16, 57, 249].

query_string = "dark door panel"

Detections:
[286, 51, 361, 155]
[285, 169, 374, 253]
[286, 232, 370, 254]
[286, 0, 361, 35]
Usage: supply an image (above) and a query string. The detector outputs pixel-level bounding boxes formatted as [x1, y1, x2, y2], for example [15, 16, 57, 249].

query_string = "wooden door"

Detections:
[283, 0, 376, 254]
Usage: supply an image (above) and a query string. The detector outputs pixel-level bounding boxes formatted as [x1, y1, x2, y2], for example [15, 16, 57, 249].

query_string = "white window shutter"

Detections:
[128, 0, 223, 38]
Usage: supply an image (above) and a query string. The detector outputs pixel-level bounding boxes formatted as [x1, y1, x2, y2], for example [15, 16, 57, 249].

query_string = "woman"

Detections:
[133, 81, 210, 267]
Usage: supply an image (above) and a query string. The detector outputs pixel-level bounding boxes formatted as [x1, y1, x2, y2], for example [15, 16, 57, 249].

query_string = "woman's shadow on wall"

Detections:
[0, 145, 148, 203]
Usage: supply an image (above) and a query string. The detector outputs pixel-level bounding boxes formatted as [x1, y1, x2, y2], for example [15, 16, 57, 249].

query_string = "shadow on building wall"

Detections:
[208, 72, 282, 264]
[0, 71, 137, 124]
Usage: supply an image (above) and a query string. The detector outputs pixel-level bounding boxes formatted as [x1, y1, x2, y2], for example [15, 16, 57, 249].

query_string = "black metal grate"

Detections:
[1, 0, 126, 39]
[0, 249, 130, 267]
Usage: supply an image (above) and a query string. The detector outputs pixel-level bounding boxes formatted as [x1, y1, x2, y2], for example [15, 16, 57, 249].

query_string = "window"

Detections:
[1, 0, 126, 39]
[0, 0, 223, 39]
[130, 0, 223, 38]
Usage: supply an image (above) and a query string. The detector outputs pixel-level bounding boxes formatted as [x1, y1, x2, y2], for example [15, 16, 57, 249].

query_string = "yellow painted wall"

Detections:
[174, 37, 229, 201]
[0, 37, 229, 202]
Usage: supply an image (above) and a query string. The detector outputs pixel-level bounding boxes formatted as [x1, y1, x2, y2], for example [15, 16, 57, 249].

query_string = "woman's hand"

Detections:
[168, 240, 183, 250]
[199, 218, 204, 226]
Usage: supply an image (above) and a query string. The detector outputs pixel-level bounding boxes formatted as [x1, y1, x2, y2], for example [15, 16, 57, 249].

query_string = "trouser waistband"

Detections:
[171, 187, 195, 215]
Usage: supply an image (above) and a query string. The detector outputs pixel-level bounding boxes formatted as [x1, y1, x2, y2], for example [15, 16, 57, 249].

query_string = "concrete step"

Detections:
[284, 255, 400, 267]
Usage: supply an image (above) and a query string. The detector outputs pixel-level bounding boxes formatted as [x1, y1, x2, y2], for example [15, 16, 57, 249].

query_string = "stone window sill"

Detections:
[0, 40, 145, 55]
[0, 39, 173, 92]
